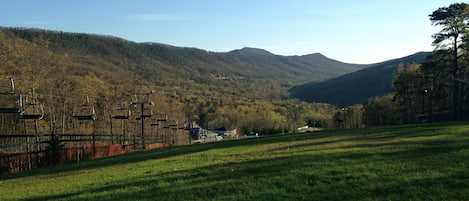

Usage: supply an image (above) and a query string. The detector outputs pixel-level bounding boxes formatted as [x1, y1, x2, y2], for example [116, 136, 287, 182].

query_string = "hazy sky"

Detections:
[0, 0, 459, 64]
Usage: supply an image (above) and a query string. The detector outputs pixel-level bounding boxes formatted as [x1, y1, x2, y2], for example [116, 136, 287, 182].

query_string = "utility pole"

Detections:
[131, 90, 154, 149]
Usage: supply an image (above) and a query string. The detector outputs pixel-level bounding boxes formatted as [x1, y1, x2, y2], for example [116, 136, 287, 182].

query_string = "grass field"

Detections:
[1, 122, 469, 201]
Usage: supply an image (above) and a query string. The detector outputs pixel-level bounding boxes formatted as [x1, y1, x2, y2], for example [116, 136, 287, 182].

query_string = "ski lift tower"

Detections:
[131, 90, 155, 149]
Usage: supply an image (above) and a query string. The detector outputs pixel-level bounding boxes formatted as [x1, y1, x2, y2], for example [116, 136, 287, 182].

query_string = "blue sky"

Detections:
[0, 0, 459, 64]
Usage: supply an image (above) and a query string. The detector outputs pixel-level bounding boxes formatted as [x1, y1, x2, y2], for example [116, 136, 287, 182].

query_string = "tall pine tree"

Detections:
[429, 3, 469, 120]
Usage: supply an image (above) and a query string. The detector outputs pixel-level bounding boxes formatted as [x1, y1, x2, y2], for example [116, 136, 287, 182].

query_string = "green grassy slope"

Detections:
[1, 122, 469, 201]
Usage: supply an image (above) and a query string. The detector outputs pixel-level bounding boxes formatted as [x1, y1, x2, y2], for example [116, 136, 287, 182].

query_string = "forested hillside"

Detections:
[0, 27, 368, 136]
[289, 52, 431, 107]
[3, 2, 469, 176]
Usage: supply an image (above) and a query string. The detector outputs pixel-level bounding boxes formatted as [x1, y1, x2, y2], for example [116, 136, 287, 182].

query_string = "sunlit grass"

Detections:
[1, 122, 469, 200]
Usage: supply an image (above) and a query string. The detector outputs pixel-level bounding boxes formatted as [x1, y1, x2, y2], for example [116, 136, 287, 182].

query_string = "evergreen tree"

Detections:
[429, 3, 469, 120]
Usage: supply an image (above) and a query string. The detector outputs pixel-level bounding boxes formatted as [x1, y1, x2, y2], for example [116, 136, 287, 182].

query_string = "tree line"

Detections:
[336, 3, 469, 128]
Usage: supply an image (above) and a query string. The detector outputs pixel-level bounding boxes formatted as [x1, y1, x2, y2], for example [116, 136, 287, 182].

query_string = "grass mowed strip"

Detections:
[1, 122, 469, 201]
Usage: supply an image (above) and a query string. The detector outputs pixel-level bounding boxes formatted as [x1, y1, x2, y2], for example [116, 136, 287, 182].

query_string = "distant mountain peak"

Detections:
[304, 52, 325, 57]
[300, 53, 347, 63]
[228, 47, 274, 56]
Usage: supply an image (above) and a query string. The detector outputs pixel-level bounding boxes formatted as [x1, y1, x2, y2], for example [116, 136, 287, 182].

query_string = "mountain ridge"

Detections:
[289, 51, 432, 107]
[1, 27, 429, 107]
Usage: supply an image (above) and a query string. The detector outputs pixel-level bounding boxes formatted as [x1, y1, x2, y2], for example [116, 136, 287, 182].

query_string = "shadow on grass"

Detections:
[19, 143, 469, 201]
[272, 122, 469, 154]
[7, 122, 469, 200]
[1, 131, 319, 180]
[3, 122, 465, 181]
[16, 154, 368, 201]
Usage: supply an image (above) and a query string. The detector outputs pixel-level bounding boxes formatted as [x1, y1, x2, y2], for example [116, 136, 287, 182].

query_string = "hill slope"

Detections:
[0, 27, 371, 133]
[2, 122, 468, 200]
[2, 28, 367, 87]
[228, 48, 369, 83]
[289, 52, 432, 107]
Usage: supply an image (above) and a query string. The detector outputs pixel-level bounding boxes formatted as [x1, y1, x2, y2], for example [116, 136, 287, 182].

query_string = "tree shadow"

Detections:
[1, 131, 316, 180]
[18, 145, 469, 201]
[6, 122, 469, 200]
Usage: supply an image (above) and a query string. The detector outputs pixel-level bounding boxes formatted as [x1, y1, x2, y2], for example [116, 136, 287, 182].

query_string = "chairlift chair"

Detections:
[168, 119, 178, 127]
[179, 123, 187, 130]
[0, 78, 21, 114]
[113, 110, 131, 120]
[19, 94, 44, 120]
[72, 95, 97, 120]
[168, 120, 180, 130]
[150, 118, 160, 126]
[135, 108, 152, 120]
[112, 101, 131, 120]
[0, 102, 21, 113]
[149, 113, 168, 126]
[155, 113, 168, 122]
[161, 120, 171, 129]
